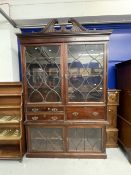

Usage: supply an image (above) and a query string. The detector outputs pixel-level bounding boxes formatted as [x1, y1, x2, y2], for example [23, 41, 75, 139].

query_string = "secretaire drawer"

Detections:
[27, 114, 64, 121]
[66, 107, 105, 120]
[27, 106, 64, 113]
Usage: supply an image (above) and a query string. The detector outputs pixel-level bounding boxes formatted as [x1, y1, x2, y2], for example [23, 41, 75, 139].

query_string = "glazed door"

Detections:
[25, 44, 64, 104]
[65, 43, 106, 104]
[67, 126, 103, 152]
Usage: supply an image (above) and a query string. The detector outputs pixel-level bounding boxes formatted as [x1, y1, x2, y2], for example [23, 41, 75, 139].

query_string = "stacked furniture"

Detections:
[0, 82, 25, 160]
[106, 89, 120, 147]
[18, 19, 111, 158]
[116, 60, 131, 163]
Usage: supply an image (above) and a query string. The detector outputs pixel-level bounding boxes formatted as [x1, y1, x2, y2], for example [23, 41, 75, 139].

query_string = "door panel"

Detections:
[67, 127, 102, 152]
[66, 43, 105, 103]
[29, 127, 64, 152]
[25, 44, 63, 103]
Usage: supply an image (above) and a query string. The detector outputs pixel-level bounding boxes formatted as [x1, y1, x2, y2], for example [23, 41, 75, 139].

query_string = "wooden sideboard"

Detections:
[116, 60, 131, 164]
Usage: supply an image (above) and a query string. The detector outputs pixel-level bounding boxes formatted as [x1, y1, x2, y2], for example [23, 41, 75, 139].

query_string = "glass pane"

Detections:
[30, 127, 64, 152]
[68, 128, 102, 152]
[67, 44, 104, 102]
[25, 45, 61, 103]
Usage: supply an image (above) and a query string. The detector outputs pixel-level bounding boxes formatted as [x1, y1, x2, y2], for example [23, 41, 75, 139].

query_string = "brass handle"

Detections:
[72, 112, 79, 117]
[43, 115, 46, 118]
[51, 116, 58, 120]
[32, 116, 38, 120]
[92, 112, 99, 117]
[65, 74, 68, 79]
[32, 108, 39, 112]
[52, 108, 58, 112]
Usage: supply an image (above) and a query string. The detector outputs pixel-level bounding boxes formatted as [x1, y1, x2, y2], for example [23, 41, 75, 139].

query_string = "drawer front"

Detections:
[27, 106, 64, 113]
[27, 114, 64, 121]
[66, 107, 105, 120]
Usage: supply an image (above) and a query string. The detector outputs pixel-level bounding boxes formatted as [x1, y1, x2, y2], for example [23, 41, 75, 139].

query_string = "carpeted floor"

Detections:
[0, 148, 131, 175]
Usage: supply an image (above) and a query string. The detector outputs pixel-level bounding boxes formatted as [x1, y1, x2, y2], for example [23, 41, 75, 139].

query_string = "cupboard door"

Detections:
[66, 43, 105, 103]
[29, 126, 64, 152]
[67, 127, 103, 152]
[25, 44, 63, 103]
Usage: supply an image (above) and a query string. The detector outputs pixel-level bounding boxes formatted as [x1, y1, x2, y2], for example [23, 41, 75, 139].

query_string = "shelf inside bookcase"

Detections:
[0, 144, 21, 159]
[0, 105, 21, 109]
[0, 115, 20, 122]
[0, 94, 22, 96]
[0, 129, 21, 141]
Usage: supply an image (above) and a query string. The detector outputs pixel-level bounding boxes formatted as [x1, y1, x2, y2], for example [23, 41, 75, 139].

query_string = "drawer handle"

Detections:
[32, 116, 38, 120]
[32, 108, 39, 112]
[52, 108, 58, 112]
[72, 112, 79, 117]
[43, 115, 46, 118]
[51, 116, 58, 120]
[92, 112, 99, 117]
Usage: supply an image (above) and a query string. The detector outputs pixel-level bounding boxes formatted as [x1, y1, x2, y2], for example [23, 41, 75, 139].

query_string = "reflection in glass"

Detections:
[26, 45, 61, 103]
[67, 44, 104, 102]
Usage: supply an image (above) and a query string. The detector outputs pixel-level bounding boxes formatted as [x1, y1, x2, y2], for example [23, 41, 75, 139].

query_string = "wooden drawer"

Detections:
[27, 106, 64, 113]
[27, 114, 64, 121]
[66, 107, 105, 120]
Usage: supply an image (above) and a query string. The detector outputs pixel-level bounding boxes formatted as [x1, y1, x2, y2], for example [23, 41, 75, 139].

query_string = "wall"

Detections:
[0, 1, 20, 82]
[0, 24, 20, 82]
[10, 26, 20, 81]
[0, 14, 20, 82]
[0, 28, 12, 81]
